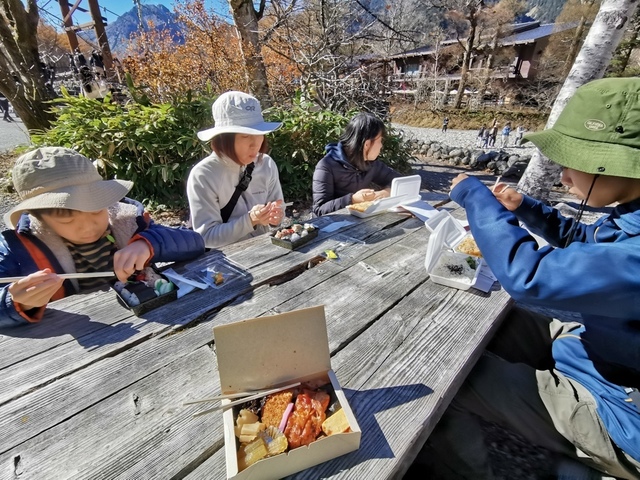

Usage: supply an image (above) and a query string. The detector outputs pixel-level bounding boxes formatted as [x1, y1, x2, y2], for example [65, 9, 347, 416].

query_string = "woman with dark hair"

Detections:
[312, 112, 401, 216]
[187, 91, 285, 248]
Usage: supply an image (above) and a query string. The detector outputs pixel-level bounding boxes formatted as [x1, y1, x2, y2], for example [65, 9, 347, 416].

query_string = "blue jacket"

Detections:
[312, 142, 401, 216]
[450, 177, 640, 461]
[0, 198, 205, 328]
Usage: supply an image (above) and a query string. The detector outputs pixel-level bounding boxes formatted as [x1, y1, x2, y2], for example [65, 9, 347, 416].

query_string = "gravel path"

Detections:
[393, 124, 538, 155]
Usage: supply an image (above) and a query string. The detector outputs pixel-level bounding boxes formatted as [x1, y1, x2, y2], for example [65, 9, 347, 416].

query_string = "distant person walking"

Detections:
[476, 126, 486, 148]
[442, 116, 449, 133]
[0, 93, 12, 122]
[515, 125, 526, 146]
[488, 125, 498, 147]
[481, 128, 490, 148]
[500, 122, 511, 148]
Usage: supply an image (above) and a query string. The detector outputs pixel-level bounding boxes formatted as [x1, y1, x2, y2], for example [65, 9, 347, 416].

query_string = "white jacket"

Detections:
[187, 152, 284, 248]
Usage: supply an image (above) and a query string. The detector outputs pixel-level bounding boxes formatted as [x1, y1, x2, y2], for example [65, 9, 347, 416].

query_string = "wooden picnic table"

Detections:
[0, 198, 513, 480]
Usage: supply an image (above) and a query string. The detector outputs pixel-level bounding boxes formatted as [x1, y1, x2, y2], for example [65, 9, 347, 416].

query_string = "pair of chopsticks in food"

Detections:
[0, 271, 115, 283]
[185, 381, 301, 418]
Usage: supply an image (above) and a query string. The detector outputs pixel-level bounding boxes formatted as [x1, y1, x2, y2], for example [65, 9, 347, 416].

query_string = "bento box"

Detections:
[213, 305, 361, 480]
[113, 266, 178, 316]
[270, 223, 318, 250]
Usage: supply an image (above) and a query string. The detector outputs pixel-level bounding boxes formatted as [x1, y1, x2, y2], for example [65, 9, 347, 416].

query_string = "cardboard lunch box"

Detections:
[424, 211, 483, 291]
[213, 305, 361, 480]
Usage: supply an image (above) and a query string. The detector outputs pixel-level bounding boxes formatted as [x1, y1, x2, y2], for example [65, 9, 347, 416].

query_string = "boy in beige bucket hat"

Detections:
[409, 77, 640, 478]
[187, 91, 286, 248]
[0, 147, 204, 328]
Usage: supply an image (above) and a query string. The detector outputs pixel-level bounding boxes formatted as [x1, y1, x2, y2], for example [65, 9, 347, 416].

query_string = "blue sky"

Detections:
[38, 0, 231, 28]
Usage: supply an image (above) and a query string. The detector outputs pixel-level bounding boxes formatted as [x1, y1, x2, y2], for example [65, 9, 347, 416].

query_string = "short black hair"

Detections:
[340, 112, 385, 172]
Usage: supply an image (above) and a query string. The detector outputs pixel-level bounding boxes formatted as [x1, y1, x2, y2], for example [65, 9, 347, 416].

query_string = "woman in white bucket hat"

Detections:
[187, 91, 285, 248]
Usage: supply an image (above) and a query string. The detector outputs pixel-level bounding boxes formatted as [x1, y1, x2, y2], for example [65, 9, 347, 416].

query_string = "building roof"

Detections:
[499, 22, 578, 46]
[389, 21, 578, 60]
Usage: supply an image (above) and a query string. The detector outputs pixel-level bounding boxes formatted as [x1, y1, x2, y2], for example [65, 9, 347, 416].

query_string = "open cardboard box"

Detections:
[347, 174, 423, 218]
[213, 305, 361, 480]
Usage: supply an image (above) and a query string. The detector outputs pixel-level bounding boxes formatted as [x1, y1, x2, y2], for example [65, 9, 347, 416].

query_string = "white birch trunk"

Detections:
[227, 0, 272, 105]
[517, 0, 639, 200]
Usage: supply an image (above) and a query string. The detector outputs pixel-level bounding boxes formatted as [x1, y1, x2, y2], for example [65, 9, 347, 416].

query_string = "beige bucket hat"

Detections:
[4, 147, 133, 229]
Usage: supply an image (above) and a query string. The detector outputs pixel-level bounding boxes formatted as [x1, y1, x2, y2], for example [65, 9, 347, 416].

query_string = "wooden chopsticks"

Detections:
[0, 272, 115, 283]
[187, 382, 301, 417]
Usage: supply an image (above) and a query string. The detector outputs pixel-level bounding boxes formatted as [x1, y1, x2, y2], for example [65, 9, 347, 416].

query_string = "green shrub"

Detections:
[31, 87, 211, 206]
[267, 98, 414, 202]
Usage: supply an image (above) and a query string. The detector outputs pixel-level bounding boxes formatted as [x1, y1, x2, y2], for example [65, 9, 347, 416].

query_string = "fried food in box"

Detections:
[456, 235, 482, 257]
[261, 389, 294, 428]
[284, 389, 331, 448]
[346, 201, 374, 213]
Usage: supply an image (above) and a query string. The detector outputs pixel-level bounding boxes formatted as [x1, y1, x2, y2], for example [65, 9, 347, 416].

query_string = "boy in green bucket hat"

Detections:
[411, 77, 640, 478]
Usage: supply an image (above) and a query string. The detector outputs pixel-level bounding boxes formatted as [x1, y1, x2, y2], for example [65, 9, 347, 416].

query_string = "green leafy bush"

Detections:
[267, 98, 413, 202]
[31, 87, 211, 206]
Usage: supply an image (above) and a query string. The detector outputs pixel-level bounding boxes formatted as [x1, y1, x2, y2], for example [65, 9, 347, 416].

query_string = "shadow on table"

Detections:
[0, 308, 140, 349]
[293, 383, 433, 478]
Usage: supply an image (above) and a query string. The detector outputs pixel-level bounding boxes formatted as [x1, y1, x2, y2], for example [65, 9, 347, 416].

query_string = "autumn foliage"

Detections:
[122, 0, 298, 101]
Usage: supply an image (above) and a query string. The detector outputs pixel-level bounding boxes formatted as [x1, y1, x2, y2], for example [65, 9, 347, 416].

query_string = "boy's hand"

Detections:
[113, 240, 152, 282]
[8, 269, 64, 309]
[493, 184, 523, 211]
[450, 174, 469, 191]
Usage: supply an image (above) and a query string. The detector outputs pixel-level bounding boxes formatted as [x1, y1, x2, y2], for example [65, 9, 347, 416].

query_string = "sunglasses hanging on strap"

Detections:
[220, 163, 255, 223]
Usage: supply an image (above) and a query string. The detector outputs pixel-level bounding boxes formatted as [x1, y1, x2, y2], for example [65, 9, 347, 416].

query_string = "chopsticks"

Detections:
[491, 175, 502, 193]
[0, 272, 115, 283]
[187, 381, 301, 417]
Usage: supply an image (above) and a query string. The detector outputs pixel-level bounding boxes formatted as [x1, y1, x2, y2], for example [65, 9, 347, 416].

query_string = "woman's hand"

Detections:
[450, 174, 469, 191]
[250, 201, 284, 227]
[373, 188, 390, 200]
[493, 184, 523, 211]
[353, 189, 376, 203]
[8, 269, 64, 309]
[113, 240, 152, 282]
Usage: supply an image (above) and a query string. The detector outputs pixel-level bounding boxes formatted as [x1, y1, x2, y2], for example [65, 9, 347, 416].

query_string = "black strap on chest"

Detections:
[220, 163, 255, 223]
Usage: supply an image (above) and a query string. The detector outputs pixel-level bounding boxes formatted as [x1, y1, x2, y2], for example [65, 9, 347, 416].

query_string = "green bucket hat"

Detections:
[523, 77, 640, 179]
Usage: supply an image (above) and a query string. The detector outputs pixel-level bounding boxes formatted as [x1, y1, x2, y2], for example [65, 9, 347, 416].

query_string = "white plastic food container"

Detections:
[424, 212, 483, 290]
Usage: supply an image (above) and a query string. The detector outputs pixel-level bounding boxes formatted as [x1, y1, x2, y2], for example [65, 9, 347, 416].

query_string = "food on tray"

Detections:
[234, 383, 347, 472]
[455, 235, 482, 257]
[432, 251, 477, 284]
[113, 267, 175, 307]
[322, 408, 351, 436]
[272, 223, 316, 242]
[346, 201, 374, 213]
[213, 271, 224, 285]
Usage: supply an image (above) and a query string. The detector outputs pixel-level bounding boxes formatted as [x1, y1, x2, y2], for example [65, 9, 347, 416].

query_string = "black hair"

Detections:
[339, 112, 385, 172]
[30, 208, 75, 219]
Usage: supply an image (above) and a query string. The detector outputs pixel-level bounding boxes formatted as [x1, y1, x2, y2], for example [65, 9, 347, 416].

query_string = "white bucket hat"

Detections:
[4, 147, 133, 229]
[197, 91, 282, 142]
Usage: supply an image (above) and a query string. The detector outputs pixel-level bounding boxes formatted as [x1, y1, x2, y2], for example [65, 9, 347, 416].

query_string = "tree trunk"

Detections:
[453, 20, 477, 109]
[476, 30, 499, 107]
[0, 0, 55, 131]
[227, 0, 272, 106]
[518, 0, 639, 200]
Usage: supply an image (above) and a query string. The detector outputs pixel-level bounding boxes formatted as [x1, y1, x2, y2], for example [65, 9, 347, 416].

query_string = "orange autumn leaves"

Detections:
[123, 0, 298, 101]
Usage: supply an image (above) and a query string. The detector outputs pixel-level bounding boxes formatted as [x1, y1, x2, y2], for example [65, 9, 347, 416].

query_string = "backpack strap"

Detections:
[220, 162, 255, 223]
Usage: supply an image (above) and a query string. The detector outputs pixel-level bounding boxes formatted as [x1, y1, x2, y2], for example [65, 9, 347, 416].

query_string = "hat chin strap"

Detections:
[564, 174, 599, 248]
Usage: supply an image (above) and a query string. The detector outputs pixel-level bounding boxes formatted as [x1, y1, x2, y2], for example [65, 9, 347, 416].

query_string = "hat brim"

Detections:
[523, 129, 640, 179]
[4, 178, 133, 229]
[197, 121, 282, 142]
